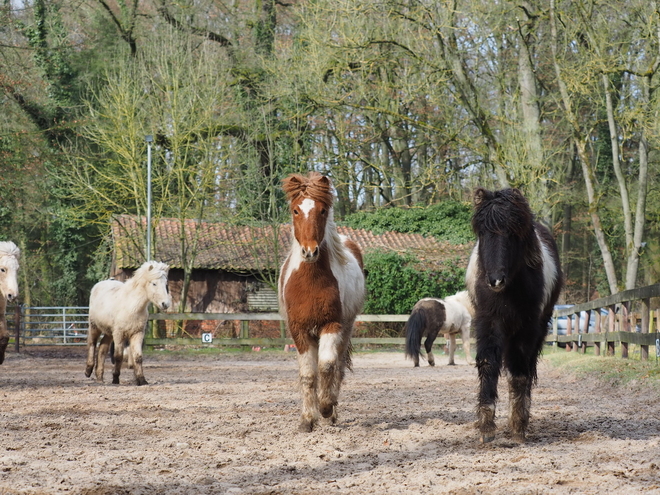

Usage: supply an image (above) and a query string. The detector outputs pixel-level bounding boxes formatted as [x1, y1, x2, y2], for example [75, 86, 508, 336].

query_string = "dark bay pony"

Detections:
[466, 188, 562, 443]
[279, 172, 365, 432]
[405, 290, 474, 367]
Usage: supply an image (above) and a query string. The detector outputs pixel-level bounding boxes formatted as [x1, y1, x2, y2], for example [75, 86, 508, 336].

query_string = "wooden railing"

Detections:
[145, 312, 412, 348]
[550, 284, 660, 361]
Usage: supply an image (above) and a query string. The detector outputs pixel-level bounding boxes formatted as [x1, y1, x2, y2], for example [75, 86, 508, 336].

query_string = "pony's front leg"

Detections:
[128, 332, 147, 386]
[296, 340, 319, 432]
[318, 323, 345, 423]
[475, 327, 502, 443]
[506, 346, 536, 443]
[95, 334, 112, 382]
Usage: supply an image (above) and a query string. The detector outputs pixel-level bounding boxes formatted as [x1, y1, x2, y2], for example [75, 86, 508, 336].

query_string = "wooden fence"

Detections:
[550, 284, 660, 361]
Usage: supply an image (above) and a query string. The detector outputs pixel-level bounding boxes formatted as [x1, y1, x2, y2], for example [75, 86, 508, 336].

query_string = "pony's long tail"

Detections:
[405, 308, 426, 363]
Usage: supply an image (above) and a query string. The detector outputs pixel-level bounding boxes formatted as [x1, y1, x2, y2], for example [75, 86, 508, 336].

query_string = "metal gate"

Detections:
[20, 307, 89, 346]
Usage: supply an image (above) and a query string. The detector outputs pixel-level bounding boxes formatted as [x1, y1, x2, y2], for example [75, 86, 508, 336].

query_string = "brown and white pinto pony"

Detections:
[279, 172, 365, 432]
[0, 242, 20, 364]
[467, 188, 562, 444]
[405, 290, 474, 367]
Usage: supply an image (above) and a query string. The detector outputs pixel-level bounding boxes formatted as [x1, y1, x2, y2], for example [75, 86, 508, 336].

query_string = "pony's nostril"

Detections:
[313, 247, 319, 257]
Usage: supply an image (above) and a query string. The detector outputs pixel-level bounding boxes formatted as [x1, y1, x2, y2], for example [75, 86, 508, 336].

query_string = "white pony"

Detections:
[85, 261, 171, 385]
[405, 290, 474, 367]
[0, 242, 20, 364]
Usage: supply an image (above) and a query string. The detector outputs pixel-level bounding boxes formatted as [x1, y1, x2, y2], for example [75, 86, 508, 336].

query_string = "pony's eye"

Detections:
[321, 208, 326, 215]
[293, 209, 299, 215]
[0, 268, 5, 273]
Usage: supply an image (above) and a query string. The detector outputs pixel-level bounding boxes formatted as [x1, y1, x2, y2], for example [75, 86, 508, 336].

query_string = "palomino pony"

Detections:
[0, 242, 19, 364]
[467, 188, 562, 443]
[279, 172, 365, 432]
[405, 290, 474, 367]
[85, 261, 171, 385]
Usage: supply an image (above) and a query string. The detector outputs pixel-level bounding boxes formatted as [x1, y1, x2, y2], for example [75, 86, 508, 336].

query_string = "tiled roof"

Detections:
[112, 215, 473, 272]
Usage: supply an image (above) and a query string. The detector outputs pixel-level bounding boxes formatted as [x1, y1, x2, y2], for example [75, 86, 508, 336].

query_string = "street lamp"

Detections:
[145, 135, 153, 261]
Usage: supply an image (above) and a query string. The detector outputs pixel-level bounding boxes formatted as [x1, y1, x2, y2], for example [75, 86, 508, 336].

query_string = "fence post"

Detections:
[14, 304, 20, 353]
[621, 303, 629, 358]
[594, 308, 601, 356]
[580, 310, 590, 354]
[607, 305, 616, 356]
[566, 312, 573, 352]
[641, 298, 650, 361]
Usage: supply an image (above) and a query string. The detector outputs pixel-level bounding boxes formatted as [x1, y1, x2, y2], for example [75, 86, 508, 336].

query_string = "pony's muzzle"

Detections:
[300, 245, 320, 262]
[487, 274, 506, 291]
[5, 290, 17, 302]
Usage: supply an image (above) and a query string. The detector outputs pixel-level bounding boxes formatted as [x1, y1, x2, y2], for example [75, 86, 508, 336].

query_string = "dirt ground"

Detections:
[0, 347, 658, 495]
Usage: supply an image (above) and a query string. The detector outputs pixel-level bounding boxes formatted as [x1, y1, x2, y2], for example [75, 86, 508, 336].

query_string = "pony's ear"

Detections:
[473, 188, 491, 207]
[282, 174, 304, 199]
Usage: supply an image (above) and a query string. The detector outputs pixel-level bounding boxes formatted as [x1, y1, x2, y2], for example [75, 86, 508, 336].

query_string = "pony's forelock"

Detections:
[0, 241, 20, 260]
[472, 188, 533, 239]
[134, 261, 169, 282]
[282, 172, 334, 209]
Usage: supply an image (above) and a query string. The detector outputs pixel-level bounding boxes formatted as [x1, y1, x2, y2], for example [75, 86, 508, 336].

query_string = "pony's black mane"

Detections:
[472, 188, 534, 239]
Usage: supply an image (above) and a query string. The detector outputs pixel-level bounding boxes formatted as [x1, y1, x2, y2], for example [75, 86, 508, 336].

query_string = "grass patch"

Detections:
[542, 346, 660, 388]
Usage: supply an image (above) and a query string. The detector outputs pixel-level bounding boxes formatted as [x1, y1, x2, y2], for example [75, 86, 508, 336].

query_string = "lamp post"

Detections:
[145, 135, 153, 261]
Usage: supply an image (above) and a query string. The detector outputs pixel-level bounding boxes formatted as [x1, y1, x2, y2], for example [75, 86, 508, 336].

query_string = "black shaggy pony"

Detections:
[466, 188, 562, 443]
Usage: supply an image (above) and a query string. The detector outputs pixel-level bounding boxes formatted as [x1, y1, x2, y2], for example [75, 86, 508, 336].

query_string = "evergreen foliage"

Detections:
[363, 251, 466, 314]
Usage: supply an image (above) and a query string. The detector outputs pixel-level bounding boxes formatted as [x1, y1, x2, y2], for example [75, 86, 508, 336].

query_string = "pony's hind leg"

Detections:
[317, 324, 345, 422]
[447, 333, 457, 366]
[128, 332, 148, 386]
[85, 323, 101, 378]
[95, 333, 112, 382]
[424, 328, 440, 367]
[111, 336, 125, 385]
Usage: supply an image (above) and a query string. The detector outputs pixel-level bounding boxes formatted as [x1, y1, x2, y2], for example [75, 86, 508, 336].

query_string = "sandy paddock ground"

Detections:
[0, 347, 658, 495]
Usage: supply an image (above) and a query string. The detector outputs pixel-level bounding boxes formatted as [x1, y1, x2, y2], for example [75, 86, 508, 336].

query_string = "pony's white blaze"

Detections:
[538, 232, 559, 311]
[300, 198, 316, 217]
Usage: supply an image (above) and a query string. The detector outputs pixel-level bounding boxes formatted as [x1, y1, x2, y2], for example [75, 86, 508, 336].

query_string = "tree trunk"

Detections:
[550, 0, 619, 294]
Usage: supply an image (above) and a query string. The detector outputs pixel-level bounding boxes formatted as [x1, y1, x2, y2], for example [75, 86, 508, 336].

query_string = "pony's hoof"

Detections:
[428, 361, 435, 367]
[320, 403, 335, 419]
[512, 432, 526, 443]
[136, 377, 148, 386]
[84, 367, 93, 378]
[479, 434, 495, 444]
[447, 362, 456, 366]
[413, 363, 420, 368]
[298, 420, 314, 433]
[112, 376, 120, 384]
